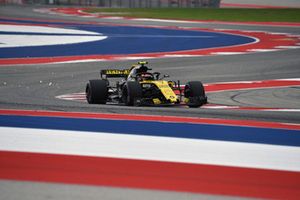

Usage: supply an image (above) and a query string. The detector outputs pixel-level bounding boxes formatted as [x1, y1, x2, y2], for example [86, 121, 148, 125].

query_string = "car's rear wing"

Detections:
[100, 69, 130, 78]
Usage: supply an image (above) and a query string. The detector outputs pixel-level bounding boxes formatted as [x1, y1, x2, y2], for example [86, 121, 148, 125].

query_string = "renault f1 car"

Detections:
[86, 61, 207, 108]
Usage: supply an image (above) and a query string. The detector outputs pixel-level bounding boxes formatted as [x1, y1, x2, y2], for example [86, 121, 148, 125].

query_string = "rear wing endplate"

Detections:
[100, 69, 130, 78]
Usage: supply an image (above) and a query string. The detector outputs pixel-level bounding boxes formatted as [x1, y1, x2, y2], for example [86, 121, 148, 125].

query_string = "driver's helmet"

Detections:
[139, 73, 153, 81]
[136, 65, 149, 74]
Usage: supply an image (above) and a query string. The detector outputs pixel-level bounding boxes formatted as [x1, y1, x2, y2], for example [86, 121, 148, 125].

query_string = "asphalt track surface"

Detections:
[1, 5, 300, 123]
[0, 5, 300, 200]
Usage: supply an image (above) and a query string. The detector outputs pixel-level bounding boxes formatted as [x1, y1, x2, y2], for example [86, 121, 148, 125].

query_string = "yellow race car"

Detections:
[86, 61, 207, 108]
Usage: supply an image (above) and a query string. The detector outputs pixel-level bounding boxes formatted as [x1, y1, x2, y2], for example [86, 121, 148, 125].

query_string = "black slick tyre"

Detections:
[184, 81, 207, 108]
[122, 82, 142, 106]
[86, 80, 108, 104]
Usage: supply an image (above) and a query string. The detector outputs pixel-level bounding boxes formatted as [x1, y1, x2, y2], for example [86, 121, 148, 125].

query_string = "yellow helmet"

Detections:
[137, 61, 148, 65]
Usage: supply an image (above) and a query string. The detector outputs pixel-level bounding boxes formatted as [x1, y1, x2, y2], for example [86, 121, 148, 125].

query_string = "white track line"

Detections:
[276, 46, 300, 49]
[247, 49, 280, 52]
[1, 127, 300, 172]
[210, 52, 245, 55]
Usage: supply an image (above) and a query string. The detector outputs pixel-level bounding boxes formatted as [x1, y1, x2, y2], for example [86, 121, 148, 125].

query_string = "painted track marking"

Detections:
[0, 109, 299, 199]
[0, 17, 299, 65]
[1, 8, 300, 198]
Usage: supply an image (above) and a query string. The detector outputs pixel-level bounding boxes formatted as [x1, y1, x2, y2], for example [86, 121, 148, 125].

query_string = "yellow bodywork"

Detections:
[141, 80, 178, 104]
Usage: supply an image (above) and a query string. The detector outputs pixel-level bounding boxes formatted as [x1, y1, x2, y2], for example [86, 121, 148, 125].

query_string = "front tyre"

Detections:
[184, 81, 207, 108]
[86, 80, 108, 104]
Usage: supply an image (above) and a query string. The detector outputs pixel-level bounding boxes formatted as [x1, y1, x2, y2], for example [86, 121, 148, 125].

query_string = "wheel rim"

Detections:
[86, 85, 92, 103]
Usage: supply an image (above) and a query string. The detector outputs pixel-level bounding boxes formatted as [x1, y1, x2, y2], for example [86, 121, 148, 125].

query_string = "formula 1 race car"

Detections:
[86, 61, 207, 107]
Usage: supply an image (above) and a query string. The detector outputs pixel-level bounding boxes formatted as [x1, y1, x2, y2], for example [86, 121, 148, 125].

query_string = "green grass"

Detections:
[86, 8, 300, 22]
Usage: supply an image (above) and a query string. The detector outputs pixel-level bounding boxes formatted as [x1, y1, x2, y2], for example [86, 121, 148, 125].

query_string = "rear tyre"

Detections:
[122, 82, 142, 106]
[184, 81, 207, 108]
[86, 80, 108, 104]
